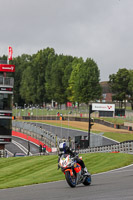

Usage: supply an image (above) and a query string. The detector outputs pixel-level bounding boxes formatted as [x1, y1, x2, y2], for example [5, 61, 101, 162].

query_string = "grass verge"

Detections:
[103, 132, 133, 142]
[0, 153, 133, 189]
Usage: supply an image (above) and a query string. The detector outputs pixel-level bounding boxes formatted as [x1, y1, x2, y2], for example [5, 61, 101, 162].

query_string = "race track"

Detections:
[0, 164, 133, 200]
[31, 122, 118, 146]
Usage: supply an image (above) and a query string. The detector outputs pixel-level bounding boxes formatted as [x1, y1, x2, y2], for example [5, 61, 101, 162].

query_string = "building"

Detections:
[0, 60, 15, 156]
[100, 81, 112, 102]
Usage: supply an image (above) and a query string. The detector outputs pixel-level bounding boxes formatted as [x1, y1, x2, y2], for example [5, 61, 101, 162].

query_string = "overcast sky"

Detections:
[0, 0, 133, 81]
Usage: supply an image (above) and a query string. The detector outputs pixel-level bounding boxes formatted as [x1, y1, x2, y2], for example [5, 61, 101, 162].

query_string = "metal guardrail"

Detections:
[0, 76, 14, 86]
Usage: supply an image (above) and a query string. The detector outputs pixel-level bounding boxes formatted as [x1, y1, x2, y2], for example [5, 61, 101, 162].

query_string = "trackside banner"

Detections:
[0, 64, 15, 72]
[92, 103, 115, 111]
[8, 46, 13, 60]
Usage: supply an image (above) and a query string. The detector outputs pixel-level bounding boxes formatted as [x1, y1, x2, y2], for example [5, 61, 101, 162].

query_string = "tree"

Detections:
[128, 70, 133, 110]
[79, 58, 101, 104]
[68, 58, 101, 105]
[50, 55, 67, 106]
[20, 65, 37, 104]
[12, 54, 32, 106]
[109, 68, 130, 108]
[45, 49, 57, 103]
[20, 48, 56, 105]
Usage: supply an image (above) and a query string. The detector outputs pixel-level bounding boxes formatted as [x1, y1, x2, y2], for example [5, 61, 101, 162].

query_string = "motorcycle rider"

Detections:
[58, 142, 89, 175]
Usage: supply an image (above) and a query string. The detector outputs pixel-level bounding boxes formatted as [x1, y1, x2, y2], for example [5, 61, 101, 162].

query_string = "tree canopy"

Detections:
[109, 68, 133, 109]
[2, 47, 102, 107]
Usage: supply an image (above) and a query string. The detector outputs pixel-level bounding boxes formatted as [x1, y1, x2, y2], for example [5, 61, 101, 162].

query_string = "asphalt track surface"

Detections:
[0, 164, 133, 200]
[6, 137, 39, 156]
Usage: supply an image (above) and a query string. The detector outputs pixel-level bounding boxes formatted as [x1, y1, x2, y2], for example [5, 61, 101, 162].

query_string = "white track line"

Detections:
[93, 163, 133, 176]
[12, 140, 32, 156]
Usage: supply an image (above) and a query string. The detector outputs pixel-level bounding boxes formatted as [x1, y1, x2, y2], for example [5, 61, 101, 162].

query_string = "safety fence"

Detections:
[12, 131, 52, 153]
[12, 121, 67, 152]
[12, 121, 133, 154]
[12, 121, 103, 150]
[78, 141, 133, 154]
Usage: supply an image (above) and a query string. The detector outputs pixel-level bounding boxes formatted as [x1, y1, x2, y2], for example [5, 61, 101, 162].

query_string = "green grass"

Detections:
[104, 132, 133, 142]
[98, 117, 127, 124]
[0, 153, 133, 189]
[13, 108, 77, 117]
[36, 120, 86, 131]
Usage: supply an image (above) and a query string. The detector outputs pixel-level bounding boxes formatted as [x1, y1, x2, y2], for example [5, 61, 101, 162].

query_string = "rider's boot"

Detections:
[83, 167, 90, 176]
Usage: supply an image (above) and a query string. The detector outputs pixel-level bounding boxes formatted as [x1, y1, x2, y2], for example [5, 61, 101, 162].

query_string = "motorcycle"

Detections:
[58, 153, 91, 188]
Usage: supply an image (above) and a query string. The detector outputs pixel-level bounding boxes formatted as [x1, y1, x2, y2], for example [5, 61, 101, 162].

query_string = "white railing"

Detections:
[0, 150, 7, 157]
[0, 76, 14, 86]
[78, 142, 133, 154]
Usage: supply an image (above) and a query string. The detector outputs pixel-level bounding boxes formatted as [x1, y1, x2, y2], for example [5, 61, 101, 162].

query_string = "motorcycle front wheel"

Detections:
[83, 175, 91, 186]
[65, 171, 76, 188]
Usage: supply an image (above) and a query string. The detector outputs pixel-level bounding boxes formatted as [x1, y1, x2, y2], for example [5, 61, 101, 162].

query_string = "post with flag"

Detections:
[8, 46, 13, 64]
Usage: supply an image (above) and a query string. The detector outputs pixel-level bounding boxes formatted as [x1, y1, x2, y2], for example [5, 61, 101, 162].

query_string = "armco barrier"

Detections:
[12, 131, 52, 152]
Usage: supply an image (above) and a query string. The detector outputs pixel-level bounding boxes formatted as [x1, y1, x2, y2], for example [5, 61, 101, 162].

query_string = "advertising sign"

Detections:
[0, 64, 15, 72]
[92, 103, 115, 111]
[0, 87, 13, 92]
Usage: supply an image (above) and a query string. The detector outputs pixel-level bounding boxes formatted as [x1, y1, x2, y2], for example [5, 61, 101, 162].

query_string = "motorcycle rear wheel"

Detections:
[65, 171, 76, 188]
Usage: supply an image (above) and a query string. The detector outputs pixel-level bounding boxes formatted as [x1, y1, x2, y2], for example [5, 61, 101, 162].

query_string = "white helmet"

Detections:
[59, 142, 67, 152]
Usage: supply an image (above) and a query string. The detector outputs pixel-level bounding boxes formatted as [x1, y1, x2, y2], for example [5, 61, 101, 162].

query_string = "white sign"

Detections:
[92, 103, 115, 111]
[52, 147, 57, 152]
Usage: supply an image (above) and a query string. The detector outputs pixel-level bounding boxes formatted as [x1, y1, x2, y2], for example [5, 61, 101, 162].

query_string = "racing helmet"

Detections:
[59, 142, 67, 152]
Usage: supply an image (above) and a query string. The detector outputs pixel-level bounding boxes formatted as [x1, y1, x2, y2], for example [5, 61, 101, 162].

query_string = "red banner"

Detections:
[0, 64, 15, 72]
[8, 46, 13, 60]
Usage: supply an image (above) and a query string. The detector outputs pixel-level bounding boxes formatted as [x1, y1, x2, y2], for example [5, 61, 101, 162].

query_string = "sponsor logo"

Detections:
[0, 88, 13, 91]
[107, 105, 112, 109]
[0, 64, 15, 72]
[0, 113, 12, 116]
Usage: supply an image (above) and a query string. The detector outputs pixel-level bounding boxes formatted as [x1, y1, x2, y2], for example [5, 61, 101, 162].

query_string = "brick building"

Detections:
[100, 81, 112, 102]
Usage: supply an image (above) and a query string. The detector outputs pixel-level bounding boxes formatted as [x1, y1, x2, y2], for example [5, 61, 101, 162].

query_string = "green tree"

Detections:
[128, 70, 133, 110]
[19, 48, 56, 105]
[12, 54, 32, 106]
[20, 65, 36, 104]
[68, 58, 84, 103]
[68, 58, 101, 105]
[45, 49, 57, 103]
[80, 58, 101, 104]
[50, 55, 67, 107]
[109, 68, 130, 108]
[46, 54, 74, 107]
